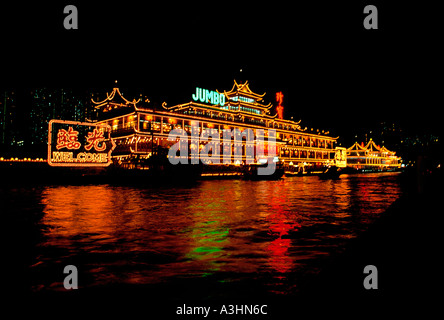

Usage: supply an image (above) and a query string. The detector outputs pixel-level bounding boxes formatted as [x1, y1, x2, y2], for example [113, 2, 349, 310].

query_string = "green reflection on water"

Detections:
[185, 227, 230, 277]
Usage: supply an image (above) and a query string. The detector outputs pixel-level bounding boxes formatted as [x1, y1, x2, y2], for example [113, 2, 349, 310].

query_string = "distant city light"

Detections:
[0, 157, 46, 162]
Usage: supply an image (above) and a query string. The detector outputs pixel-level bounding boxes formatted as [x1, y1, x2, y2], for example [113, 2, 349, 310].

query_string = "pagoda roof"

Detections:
[221, 80, 266, 100]
[380, 146, 395, 154]
[364, 139, 381, 152]
[92, 86, 141, 109]
[347, 142, 367, 152]
[348, 140, 395, 154]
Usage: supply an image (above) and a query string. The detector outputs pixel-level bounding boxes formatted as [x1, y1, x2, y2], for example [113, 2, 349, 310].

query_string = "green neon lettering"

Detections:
[192, 87, 225, 106]
[192, 87, 200, 101]
[219, 93, 225, 106]
[213, 92, 219, 105]
[198, 88, 206, 103]
[205, 89, 213, 104]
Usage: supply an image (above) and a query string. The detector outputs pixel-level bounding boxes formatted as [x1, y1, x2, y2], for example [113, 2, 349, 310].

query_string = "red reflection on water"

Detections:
[264, 182, 301, 275]
[361, 185, 369, 201]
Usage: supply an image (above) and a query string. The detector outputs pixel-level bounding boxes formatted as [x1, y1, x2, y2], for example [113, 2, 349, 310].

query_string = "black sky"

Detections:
[0, 1, 441, 138]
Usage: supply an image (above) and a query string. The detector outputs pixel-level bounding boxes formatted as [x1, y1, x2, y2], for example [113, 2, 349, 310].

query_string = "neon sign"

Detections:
[276, 92, 284, 120]
[48, 120, 116, 167]
[192, 87, 225, 106]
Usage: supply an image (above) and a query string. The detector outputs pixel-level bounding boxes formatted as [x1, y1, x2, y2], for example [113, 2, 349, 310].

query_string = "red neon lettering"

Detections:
[85, 129, 106, 152]
[276, 92, 284, 120]
[56, 127, 81, 150]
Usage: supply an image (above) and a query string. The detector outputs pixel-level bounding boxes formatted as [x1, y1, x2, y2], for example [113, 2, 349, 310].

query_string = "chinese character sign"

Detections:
[85, 129, 106, 152]
[48, 120, 116, 167]
[56, 127, 81, 150]
[276, 92, 284, 120]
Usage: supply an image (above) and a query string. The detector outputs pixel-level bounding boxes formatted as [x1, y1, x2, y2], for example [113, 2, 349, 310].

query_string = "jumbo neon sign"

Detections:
[192, 87, 225, 106]
[47, 120, 116, 167]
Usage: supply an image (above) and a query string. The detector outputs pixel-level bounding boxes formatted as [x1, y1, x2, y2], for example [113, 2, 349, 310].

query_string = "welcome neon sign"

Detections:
[192, 87, 226, 106]
[47, 120, 116, 167]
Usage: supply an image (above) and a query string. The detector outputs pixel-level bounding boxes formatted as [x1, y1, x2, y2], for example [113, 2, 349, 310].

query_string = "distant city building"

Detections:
[0, 90, 21, 147]
[1, 89, 94, 155]
[31, 88, 96, 146]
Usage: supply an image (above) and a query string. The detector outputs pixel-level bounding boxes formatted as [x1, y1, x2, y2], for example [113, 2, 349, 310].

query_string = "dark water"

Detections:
[4, 172, 401, 298]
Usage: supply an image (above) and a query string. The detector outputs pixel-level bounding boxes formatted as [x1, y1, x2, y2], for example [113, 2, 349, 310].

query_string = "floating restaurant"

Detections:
[346, 139, 402, 171]
[92, 80, 339, 171]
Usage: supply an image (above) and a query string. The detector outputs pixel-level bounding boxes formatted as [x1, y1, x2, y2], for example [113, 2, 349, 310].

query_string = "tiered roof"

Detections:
[364, 139, 381, 152]
[219, 80, 273, 111]
[222, 80, 266, 100]
[347, 139, 396, 155]
[348, 141, 367, 152]
[92, 84, 141, 111]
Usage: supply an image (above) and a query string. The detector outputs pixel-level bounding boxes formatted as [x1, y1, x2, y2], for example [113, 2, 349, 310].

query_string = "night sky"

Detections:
[0, 1, 441, 139]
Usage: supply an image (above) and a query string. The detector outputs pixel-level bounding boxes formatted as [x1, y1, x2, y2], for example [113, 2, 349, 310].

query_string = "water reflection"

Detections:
[264, 182, 300, 275]
[30, 173, 401, 294]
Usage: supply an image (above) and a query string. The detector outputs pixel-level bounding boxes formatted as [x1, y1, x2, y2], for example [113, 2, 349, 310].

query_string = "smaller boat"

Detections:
[284, 164, 299, 177]
[243, 157, 285, 180]
[284, 163, 309, 177]
[285, 170, 300, 177]
[318, 165, 342, 180]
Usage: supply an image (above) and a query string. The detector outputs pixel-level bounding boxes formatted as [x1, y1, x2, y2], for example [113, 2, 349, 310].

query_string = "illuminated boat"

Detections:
[346, 140, 402, 172]
[92, 80, 340, 178]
